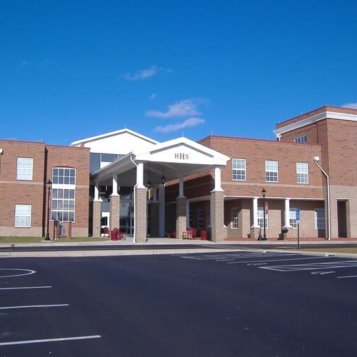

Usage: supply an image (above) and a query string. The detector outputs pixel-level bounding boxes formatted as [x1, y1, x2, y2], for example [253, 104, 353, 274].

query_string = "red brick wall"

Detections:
[46, 145, 90, 232]
[0, 140, 46, 235]
[201, 136, 323, 199]
[279, 118, 357, 186]
[0, 140, 90, 237]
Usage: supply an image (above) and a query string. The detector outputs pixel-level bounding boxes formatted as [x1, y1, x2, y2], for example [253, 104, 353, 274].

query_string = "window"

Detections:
[232, 158, 246, 181]
[258, 206, 268, 228]
[17, 158, 33, 180]
[52, 168, 76, 185]
[15, 205, 31, 227]
[51, 189, 75, 222]
[197, 209, 205, 230]
[231, 208, 239, 229]
[315, 208, 325, 230]
[296, 163, 309, 184]
[189, 209, 193, 228]
[51, 168, 76, 222]
[265, 160, 278, 182]
[289, 208, 298, 228]
[294, 135, 307, 143]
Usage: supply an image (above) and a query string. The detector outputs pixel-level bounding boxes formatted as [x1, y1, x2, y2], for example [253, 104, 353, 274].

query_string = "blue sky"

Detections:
[1, 0, 357, 145]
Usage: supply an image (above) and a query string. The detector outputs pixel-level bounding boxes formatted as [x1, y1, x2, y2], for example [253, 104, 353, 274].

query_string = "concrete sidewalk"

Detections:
[1, 237, 357, 248]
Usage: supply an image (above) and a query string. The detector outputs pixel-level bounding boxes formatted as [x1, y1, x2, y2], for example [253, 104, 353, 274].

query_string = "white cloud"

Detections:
[149, 93, 157, 100]
[122, 65, 157, 81]
[342, 102, 357, 109]
[146, 99, 202, 118]
[122, 65, 172, 81]
[154, 117, 205, 133]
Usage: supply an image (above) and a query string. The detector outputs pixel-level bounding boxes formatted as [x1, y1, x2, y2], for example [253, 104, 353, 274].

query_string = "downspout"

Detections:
[314, 158, 331, 240]
[129, 154, 137, 243]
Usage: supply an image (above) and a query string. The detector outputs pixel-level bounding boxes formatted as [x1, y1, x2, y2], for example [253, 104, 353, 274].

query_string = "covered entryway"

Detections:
[90, 137, 229, 243]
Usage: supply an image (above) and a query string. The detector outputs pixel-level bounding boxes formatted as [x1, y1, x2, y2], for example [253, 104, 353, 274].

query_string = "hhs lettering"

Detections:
[174, 153, 189, 160]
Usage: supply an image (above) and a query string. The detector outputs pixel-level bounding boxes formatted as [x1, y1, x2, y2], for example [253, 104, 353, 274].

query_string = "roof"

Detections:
[274, 106, 357, 136]
[71, 128, 159, 146]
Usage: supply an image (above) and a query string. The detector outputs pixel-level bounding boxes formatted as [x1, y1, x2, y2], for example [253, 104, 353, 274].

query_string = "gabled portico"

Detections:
[90, 136, 229, 243]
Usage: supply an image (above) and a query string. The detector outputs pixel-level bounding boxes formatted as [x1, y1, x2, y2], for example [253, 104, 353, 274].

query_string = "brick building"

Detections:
[0, 140, 89, 237]
[1, 105, 356, 241]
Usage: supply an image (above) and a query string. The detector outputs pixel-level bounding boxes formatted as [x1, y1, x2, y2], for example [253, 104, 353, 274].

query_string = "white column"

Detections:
[94, 183, 101, 201]
[252, 197, 259, 227]
[178, 177, 184, 197]
[136, 162, 144, 188]
[112, 176, 119, 196]
[158, 183, 165, 237]
[284, 198, 291, 228]
[213, 167, 223, 191]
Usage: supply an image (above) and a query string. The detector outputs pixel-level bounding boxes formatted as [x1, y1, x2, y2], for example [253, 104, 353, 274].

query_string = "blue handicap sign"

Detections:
[296, 208, 300, 222]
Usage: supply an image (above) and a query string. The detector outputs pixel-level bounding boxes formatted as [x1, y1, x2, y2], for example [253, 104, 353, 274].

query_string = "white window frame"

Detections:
[231, 208, 239, 229]
[15, 205, 31, 227]
[289, 208, 298, 229]
[232, 158, 246, 181]
[265, 160, 278, 182]
[258, 206, 268, 229]
[294, 135, 307, 143]
[16, 158, 33, 181]
[51, 167, 76, 223]
[315, 208, 325, 230]
[296, 162, 309, 184]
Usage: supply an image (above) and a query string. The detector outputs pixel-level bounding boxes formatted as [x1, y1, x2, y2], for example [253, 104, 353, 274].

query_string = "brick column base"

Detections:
[210, 190, 226, 242]
[176, 196, 187, 240]
[135, 187, 147, 243]
[92, 200, 102, 237]
[110, 195, 120, 230]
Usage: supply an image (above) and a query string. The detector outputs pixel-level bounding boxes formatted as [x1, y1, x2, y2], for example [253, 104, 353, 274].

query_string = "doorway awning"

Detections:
[90, 137, 229, 186]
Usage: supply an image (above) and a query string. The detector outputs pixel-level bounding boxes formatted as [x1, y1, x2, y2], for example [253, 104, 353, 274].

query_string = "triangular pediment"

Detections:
[135, 137, 229, 166]
[71, 129, 158, 155]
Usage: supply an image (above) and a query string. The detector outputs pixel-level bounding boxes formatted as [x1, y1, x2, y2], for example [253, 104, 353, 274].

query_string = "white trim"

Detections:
[274, 110, 357, 136]
[71, 128, 159, 146]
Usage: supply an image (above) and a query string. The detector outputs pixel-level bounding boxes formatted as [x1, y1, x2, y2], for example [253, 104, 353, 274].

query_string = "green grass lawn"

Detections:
[0, 237, 109, 244]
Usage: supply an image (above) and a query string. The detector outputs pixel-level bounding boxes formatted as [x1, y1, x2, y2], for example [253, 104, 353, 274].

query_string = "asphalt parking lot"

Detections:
[1, 251, 357, 356]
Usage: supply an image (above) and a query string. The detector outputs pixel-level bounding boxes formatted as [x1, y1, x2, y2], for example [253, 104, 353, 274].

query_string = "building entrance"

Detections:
[120, 187, 134, 236]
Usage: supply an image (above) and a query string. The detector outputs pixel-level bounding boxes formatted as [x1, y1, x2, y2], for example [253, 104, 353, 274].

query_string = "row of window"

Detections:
[232, 159, 309, 184]
[14, 168, 77, 226]
[231, 208, 325, 230]
[16, 158, 77, 185]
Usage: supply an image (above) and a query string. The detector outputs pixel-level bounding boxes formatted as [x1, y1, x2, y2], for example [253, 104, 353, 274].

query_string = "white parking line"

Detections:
[0, 268, 36, 278]
[0, 304, 69, 310]
[228, 256, 328, 265]
[310, 271, 335, 275]
[337, 275, 357, 279]
[181, 252, 297, 261]
[0, 335, 102, 346]
[0, 286, 52, 291]
[260, 260, 357, 272]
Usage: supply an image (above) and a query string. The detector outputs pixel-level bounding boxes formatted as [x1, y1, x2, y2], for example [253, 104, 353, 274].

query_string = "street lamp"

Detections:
[45, 179, 52, 240]
[261, 188, 267, 240]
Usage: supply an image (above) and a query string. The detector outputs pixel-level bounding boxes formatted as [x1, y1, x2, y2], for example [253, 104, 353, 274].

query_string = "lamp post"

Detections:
[262, 188, 267, 240]
[45, 179, 52, 240]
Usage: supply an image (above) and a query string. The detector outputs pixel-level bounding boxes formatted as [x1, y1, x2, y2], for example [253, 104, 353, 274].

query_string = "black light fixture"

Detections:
[45, 179, 52, 240]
